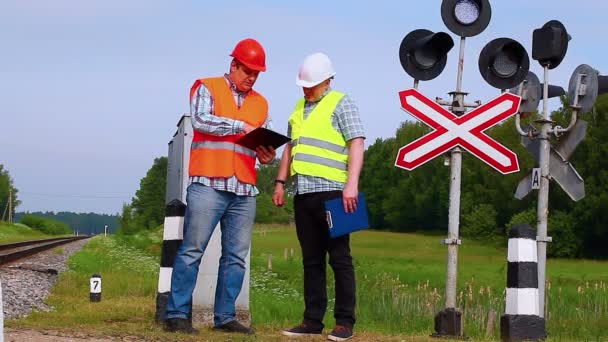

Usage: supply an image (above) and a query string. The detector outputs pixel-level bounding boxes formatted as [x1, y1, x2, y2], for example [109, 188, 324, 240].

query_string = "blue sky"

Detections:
[1, 0, 606, 214]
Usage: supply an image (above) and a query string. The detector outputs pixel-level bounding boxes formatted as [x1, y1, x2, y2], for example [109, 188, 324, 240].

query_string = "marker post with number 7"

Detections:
[90, 273, 102, 302]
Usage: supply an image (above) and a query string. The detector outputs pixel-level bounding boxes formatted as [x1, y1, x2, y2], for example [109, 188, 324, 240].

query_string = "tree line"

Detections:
[120, 95, 607, 259]
[360, 95, 608, 259]
[14, 211, 119, 235]
[118, 157, 294, 235]
[0, 164, 19, 221]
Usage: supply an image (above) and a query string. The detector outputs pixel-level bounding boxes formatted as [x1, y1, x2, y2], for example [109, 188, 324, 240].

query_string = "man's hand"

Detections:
[272, 183, 286, 207]
[256, 145, 276, 164]
[343, 182, 358, 213]
[243, 123, 256, 134]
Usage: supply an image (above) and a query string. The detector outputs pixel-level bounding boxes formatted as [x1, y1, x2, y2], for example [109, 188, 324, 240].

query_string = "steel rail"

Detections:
[0, 236, 89, 265]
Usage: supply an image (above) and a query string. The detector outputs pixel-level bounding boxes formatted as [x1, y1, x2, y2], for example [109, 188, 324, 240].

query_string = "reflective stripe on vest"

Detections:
[292, 137, 349, 156]
[289, 91, 348, 183]
[293, 153, 348, 170]
[191, 141, 256, 158]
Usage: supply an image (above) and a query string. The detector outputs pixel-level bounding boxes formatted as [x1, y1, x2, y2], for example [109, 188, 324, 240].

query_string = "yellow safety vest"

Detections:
[289, 91, 349, 183]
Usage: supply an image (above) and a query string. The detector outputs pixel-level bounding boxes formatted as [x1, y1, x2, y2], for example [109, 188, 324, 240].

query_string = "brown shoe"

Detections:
[328, 325, 354, 341]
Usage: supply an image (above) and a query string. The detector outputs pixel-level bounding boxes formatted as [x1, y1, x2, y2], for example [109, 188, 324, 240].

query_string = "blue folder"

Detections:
[324, 193, 370, 238]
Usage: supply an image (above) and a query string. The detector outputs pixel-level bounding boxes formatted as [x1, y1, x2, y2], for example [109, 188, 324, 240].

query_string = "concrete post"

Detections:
[501, 224, 546, 341]
[157, 114, 250, 326]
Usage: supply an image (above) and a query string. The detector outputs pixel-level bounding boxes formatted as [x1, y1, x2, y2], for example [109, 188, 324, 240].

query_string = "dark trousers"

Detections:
[294, 190, 356, 329]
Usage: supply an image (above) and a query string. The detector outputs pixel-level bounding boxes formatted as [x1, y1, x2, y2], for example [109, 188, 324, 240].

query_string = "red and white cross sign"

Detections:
[395, 89, 522, 174]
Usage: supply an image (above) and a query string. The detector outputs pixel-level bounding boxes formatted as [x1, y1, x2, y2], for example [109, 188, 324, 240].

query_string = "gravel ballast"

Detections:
[0, 239, 89, 319]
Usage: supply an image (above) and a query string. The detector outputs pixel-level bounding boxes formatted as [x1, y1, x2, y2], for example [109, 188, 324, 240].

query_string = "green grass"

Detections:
[7, 225, 608, 341]
[113, 225, 163, 257]
[8, 236, 167, 339]
[250, 226, 608, 341]
[0, 222, 54, 243]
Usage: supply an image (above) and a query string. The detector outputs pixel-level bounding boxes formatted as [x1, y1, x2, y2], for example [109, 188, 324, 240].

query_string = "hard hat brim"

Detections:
[230, 54, 267, 72]
[295, 72, 335, 88]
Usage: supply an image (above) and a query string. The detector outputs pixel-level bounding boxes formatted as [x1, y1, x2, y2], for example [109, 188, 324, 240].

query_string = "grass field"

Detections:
[250, 226, 608, 341]
[0, 222, 54, 243]
[6, 225, 608, 341]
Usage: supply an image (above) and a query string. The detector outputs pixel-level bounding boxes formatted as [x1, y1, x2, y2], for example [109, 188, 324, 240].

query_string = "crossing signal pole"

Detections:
[508, 19, 608, 340]
[397, 2, 604, 339]
[436, 1, 495, 336]
[397, 0, 532, 337]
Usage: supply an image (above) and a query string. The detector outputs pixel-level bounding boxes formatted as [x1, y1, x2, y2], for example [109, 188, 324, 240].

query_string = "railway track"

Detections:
[0, 236, 89, 265]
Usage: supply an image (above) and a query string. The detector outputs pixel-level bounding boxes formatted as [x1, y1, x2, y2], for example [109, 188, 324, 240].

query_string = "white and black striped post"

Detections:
[501, 224, 546, 341]
[155, 199, 186, 322]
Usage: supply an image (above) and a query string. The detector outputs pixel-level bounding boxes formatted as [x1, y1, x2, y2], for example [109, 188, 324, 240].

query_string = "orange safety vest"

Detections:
[188, 77, 268, 185]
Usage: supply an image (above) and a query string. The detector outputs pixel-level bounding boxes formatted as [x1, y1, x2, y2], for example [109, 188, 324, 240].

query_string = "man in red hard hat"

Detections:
[165, 38, 275, 335]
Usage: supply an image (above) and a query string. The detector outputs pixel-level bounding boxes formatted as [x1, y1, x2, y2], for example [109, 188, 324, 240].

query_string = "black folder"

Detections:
[236, 127, 291, 150]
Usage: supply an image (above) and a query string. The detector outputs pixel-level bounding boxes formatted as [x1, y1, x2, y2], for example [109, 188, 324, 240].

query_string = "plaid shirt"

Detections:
[287, 88, 365, 194]
[189, 74, 271, 196]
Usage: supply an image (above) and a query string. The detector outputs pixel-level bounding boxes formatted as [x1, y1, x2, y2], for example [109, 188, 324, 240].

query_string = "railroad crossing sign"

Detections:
[515, 120, 587, 201]
[395, 89, 522, 174]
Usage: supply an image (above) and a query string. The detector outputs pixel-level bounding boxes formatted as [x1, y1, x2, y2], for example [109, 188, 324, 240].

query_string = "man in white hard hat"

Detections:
[273, 52, 365, 341]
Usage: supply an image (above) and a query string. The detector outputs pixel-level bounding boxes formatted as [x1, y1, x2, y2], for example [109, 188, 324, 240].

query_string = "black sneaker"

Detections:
[164, 318, 199, 334]
[327, 325, 353, 341]
[281, 322, 323, 337]
[213, 320, 255, 335]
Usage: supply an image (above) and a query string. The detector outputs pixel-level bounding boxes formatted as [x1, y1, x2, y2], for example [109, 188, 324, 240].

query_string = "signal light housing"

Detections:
[399, 29, 455, 81]
[479, 38, 530, 90]
[441, 0, 491, 37]
[532, 20, 570, 69]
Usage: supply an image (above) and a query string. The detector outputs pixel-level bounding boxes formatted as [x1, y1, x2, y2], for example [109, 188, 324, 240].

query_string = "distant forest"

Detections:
[116, 95, 608, 259]
[14, 211, 119, 235]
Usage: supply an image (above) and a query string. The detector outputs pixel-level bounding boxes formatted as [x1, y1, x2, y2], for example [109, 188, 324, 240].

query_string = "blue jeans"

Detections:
[165, 183, 256, 326]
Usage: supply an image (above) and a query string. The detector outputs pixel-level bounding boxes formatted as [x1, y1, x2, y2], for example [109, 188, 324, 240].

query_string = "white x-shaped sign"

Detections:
[395, 88, 521, 174]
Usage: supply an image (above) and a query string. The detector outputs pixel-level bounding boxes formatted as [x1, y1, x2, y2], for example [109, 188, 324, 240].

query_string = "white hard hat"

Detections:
[296, 52, 336, 88]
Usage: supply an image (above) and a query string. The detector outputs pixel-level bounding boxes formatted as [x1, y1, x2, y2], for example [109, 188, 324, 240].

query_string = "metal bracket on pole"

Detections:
[515, 115, 540, 138]
[437, 96, 481, 109]
[446, 91, 480, 113]
[555, 74, 584, 135]
[443, 238, 462, 245]
[537, 236, 553, 243]
[534, 119, 555, 125]
[436, 98, 451, 106]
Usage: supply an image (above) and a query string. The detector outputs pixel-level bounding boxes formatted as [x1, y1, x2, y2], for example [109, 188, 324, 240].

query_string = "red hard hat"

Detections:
[230, 38, 267, 72]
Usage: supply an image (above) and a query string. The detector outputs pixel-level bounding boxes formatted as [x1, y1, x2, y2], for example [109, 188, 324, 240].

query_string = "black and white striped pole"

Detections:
[90, 273, 102, 302]
[501, 224, 546, 341]
[155, 199, 186, 322]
